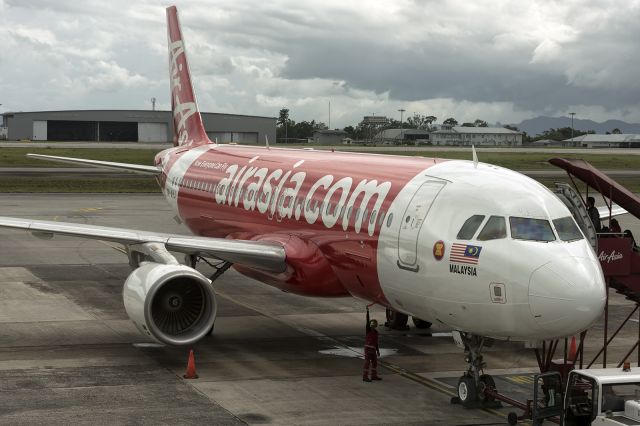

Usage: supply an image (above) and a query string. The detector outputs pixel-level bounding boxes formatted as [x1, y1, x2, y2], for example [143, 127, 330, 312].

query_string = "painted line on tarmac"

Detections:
[216, 290, 507, 423]
[379, 360, 506, 421]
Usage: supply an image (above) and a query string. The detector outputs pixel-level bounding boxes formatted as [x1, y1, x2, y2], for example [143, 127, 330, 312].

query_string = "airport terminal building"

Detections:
[1, 110, 276, 144]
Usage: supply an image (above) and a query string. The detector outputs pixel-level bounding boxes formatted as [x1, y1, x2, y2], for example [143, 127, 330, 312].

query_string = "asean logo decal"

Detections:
[433, 240, 445, 261]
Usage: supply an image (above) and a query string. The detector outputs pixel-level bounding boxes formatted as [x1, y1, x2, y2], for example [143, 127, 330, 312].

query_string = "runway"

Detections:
[1, 194, 639, 425]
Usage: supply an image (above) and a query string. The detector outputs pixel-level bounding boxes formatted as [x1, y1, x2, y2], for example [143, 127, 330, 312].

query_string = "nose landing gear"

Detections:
[453, 333, 499, 409]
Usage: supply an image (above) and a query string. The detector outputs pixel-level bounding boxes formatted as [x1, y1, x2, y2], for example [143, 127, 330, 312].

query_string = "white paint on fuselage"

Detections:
[377, 160, 606, 341]
[163, 144, 211, 214]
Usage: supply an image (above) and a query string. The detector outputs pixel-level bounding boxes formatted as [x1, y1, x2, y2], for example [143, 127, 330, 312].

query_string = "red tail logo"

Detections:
[166, 6, 210, 147]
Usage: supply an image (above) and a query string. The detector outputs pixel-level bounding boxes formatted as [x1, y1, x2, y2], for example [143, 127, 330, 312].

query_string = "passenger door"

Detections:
[397, 179, 446, 271]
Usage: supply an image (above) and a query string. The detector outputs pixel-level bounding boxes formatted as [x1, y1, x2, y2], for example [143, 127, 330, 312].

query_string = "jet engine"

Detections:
[123, 262, 216, 346]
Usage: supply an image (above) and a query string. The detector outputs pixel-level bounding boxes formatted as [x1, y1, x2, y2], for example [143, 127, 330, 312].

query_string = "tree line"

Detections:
[276, 108, 620, 144]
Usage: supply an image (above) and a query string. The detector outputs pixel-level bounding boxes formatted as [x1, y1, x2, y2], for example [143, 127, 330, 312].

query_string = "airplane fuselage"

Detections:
[155, 144, 607, 341]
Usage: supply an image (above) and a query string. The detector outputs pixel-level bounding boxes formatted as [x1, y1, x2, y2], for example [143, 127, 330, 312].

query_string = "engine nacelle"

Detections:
[123, 262, 216, 346]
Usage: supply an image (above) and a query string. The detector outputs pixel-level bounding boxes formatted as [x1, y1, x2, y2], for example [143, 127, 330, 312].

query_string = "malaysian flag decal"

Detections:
[449, 243, 482, 264]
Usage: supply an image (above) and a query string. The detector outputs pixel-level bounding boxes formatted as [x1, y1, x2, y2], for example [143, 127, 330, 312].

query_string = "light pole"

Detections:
[569, 112, 576, 147]
[398, 108, 405, 143]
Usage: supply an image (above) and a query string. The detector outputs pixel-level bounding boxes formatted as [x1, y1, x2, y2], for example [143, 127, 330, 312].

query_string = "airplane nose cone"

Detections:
[529, 256, 606, 337]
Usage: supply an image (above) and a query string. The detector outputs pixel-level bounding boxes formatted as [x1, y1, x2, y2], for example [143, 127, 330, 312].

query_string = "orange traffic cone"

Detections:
[568, 336, 577, 362]
[183, 349, 199, 379]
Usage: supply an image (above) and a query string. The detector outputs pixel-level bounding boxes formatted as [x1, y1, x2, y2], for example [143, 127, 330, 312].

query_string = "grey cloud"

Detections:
[1, 0, 639, 127]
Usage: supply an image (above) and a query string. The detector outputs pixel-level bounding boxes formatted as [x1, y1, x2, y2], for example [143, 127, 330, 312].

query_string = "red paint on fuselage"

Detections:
[156, 145, 443, 303]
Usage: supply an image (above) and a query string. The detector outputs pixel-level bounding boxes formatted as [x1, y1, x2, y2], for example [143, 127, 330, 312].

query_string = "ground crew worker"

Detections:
[363, 307, 382, 382]
[586, 196, 602, 233]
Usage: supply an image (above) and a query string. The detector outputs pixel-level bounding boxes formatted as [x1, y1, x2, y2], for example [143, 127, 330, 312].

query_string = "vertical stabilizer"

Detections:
[166, 6, 210, 147]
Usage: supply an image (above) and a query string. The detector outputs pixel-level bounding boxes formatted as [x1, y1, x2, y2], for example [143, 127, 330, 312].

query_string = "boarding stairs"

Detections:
[550, 158, 640, 304]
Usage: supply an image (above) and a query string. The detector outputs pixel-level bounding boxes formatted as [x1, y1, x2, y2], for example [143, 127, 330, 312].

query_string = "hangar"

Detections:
[1, 110, 276, 144]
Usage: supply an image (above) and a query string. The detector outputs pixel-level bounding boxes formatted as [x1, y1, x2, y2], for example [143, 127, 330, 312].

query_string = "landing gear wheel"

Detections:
[412, 317, 432, 329]
[507, 412, 518, 425]
[457, 375, 478, 408]
[385, 309, 409, 330]
[479, 374, 496, 402]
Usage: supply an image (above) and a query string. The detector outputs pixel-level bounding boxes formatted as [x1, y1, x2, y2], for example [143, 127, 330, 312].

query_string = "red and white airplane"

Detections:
[0, 6, 606, 406]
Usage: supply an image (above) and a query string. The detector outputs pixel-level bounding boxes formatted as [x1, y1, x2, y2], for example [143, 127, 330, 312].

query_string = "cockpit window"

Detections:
[477, 216, 507, 241]
[553, 216, 584, 242]
[510, 217, 556, 242]
[457, 215, 485, 240]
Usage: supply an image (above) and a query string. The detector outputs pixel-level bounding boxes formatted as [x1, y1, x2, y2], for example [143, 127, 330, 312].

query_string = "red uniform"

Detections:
[363, 310, 381, 381]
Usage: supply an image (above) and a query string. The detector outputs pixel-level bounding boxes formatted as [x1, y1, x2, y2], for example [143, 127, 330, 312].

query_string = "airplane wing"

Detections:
[598, 204, 627, 219]
[0, 217, 286, 273]
[27, 153, 161, 175]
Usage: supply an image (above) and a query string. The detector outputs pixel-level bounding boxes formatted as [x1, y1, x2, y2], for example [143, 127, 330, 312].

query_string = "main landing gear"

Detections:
[453, 333, 499, 409]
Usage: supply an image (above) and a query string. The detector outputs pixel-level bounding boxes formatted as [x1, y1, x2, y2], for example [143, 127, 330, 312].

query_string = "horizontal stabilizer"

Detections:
[27, 154, 161, 175]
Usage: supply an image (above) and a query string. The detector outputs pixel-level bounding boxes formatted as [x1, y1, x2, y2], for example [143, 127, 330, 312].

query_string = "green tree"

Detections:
[474, 119, 488, 127]
[277, 108, 289, 127]
[443, 117, 458, 126]
[612, 128, 622, 134]
[276, 108, 291, 142]
[405, 114, 437, 130]
[461, 122, 475, 127]
[343, 125, 355, 138]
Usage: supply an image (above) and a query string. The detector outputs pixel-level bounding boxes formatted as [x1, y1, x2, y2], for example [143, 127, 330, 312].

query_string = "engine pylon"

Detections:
[183, 349, 199, 379]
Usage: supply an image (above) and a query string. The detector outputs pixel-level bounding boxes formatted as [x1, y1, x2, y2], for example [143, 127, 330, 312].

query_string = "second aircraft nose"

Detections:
[529, 256, 606, 338]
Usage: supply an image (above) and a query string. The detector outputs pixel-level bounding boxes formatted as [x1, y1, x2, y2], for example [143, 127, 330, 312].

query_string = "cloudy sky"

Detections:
[1, 0, 639, 128]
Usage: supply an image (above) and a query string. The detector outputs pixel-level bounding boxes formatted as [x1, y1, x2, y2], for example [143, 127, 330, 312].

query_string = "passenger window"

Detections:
[378, 211, 386, 227]
[457, 215, 485, 240]
[510, 217, 556, 242]
[477, 216, 507, 241]
[386, 213, 394, 227]
[553, 217, 584, 242]
[370, 210, 377, 224]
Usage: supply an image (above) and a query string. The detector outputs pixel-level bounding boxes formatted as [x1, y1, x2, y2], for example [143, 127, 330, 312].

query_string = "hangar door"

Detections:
[207, 132, 258, 144]
[138, 123, 168, 142]
[32, 121, 47, 140]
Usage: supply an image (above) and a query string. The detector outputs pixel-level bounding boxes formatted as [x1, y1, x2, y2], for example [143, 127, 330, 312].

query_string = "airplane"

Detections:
[0, 5, 606, 408]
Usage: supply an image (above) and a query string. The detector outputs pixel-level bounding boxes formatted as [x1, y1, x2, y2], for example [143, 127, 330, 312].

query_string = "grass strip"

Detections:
[0, 147, 159, 167]
[0, 177, 161, 193]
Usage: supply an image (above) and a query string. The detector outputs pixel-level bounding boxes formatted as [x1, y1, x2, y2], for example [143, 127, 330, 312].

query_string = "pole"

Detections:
[328, 100, 331, 129]
[569, 112, 575, 146]
[398, 108, 405, 143]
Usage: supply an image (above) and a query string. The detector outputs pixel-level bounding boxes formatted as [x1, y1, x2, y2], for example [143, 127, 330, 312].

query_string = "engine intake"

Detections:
[123, 263, 216, 346]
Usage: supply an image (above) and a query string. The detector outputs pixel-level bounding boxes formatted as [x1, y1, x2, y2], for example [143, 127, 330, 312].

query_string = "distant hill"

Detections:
[512, 116, 640, 137]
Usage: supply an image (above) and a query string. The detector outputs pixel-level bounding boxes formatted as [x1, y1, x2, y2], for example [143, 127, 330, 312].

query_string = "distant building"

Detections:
[530, 139, 563, 147]
[1, 110, 275, 144]
[563, 134, 640, 148]
[374, 128, 430, 144]
[311, 129, 347, 145]
[430, 126, 522, 146]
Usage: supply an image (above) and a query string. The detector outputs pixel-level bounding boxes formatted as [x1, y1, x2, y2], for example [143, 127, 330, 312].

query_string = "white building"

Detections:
[430, 126, 522, 146]
[563, 134, 640, 148]
[311, 129, 348, 145]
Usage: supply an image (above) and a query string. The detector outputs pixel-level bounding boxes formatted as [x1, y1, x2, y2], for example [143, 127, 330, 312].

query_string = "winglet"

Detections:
[472, 145, 478, 168]
[166, 6, 210, 147]
[265, 135, 271, 150]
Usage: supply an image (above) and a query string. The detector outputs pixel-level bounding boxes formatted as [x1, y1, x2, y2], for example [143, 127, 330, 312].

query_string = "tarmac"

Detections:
[1, 193, 640, 425]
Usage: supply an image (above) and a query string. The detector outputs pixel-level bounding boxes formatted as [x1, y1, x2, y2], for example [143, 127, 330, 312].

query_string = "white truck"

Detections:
[513, 365, 640, 425]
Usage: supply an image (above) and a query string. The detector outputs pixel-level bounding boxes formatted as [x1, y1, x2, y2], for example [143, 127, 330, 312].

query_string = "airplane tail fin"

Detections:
[166, 6, 211, 147]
